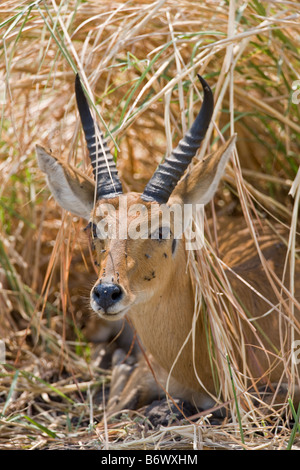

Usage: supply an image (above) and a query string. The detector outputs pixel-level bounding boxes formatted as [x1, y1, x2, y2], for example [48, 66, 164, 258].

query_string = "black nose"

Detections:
[92, 283, 123, 311]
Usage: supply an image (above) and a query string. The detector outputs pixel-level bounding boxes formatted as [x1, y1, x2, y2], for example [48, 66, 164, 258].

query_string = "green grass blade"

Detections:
[227, 355, 245, 446]
[23, 415, 57, 438]
[0, 370, 19, 418]
[286, 398, 300, 450]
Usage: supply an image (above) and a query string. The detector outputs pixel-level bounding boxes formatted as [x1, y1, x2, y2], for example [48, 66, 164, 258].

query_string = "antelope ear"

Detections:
[36, 145, 95, 220]
[169, 135, 236, 206]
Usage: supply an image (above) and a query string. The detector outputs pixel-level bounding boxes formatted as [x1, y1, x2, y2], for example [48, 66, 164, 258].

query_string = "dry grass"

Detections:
[0, 0, 300, 450]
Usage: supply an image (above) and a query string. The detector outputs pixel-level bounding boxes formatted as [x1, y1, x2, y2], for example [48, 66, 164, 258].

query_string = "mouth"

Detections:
[90, 300, 130, 321]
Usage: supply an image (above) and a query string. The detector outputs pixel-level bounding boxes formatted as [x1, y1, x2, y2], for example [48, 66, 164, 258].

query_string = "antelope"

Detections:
[36, 74, 300, 417]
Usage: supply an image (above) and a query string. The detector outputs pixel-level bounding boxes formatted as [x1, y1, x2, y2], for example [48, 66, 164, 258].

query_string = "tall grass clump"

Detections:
[0, 0, 299, 450]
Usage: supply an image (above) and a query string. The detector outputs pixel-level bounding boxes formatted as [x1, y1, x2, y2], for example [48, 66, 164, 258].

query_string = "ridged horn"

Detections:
[141, 75, 213, 204]
[75, 74, 123, 199]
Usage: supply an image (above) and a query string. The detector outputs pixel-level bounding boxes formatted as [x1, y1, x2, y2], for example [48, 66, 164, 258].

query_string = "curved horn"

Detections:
[75, 74, 123, 199]
[141, 75, 213, 204]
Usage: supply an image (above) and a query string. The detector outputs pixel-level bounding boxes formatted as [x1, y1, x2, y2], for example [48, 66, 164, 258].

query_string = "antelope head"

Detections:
[36, 74, 236, 323]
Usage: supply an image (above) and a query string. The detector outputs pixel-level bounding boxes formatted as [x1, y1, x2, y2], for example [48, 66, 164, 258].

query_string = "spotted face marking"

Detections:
[144, 271, 156, 282]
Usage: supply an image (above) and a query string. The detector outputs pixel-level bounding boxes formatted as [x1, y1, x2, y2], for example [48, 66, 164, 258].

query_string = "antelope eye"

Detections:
[151, 226, 172, 241]
[84, 221, 98, 239]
